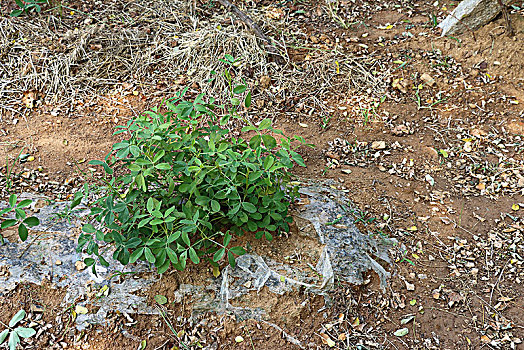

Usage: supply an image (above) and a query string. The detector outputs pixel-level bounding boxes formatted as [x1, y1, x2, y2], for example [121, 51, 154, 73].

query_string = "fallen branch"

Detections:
[216, 0, 281, 58]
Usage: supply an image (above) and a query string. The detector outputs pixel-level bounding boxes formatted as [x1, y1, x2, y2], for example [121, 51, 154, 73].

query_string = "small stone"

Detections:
[75, 305, 88, 314]
[371, 141, 386, 150]
[425, 174, 435, 186]
[75, 261, 87, 271]
[326, 152, 340, 160]
[341, 169, 352, 174]
[30, 304, 44, 313]
[420, 73, 435, 87]
[235, 336, 244, 343]
[405, 280, 415, 291]
[55, 260, 62, 265]
[463, 141, 473, 152]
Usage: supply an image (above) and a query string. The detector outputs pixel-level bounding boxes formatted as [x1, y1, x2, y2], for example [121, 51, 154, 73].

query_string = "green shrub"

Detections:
[77, 83, 310, 274]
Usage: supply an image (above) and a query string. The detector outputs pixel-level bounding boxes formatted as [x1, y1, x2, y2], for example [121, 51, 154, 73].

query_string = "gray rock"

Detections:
[0, 183, 395, 338]
[439, 0, 514, 36]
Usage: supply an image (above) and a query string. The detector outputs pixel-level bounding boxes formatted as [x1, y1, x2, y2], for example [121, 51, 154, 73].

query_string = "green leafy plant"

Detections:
[0, 194, 40, 244]
[77, 60, 311, 274]
[320, 115, 332, 130]
[10, 0, 47, 17]
[0, 310, 36, 350]
[49, 191, 85, 225]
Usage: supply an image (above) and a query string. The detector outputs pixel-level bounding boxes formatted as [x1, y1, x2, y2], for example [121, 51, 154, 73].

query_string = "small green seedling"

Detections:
[0, 310, 36, 350]
[10, 0, 47, 17]
[0, 194, 40, 243]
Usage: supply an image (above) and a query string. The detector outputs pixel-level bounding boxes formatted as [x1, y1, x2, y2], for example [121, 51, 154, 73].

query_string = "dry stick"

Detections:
[216, 0, 281, 58]
[497, 0, 514, 36]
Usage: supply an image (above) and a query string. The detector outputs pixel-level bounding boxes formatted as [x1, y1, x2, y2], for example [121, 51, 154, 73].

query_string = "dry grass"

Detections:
[0, 0, 388, 117]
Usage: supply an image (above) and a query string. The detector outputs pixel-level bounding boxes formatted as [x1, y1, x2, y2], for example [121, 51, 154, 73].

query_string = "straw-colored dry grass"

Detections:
[0, 0, 388, 117]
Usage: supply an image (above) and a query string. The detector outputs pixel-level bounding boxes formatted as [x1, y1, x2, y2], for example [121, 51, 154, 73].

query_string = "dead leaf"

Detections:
[319, 333, 336, 347]
[448, 291, 465, 307]
[22, 90, 39, 109]
[480, 335, 491, 343]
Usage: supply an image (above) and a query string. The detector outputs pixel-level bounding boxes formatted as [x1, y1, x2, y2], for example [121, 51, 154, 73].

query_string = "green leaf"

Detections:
[231, 97, 240, 106]
[210, 200, 220, 213]
[244, 91, 252, 108]
[0, 329, 8, 344]
[258, 119, 272, 130]
[135, 174, 146, 191]
[152, 150, 165, 163]
[154, 294, 168, 304]
[23, 217, 39, 227]
[144, 248, 155, 264]
[195, 196, 210, 206]
[241, 125, 257, 132]
[290, 150, 306, 167]
[166, 231, 181, 243]
[166, 247, 179, 264]
[125, 237, 142, 248]
[155, 294, 167, 305]
[157, 260, 170, 274]
[9, 194, 16, 208]
[213, 248, 225, 262]
[223, 233, 232, 247]
[9, 310, 25, 328]
[14, 208, 26, 220]
[263, 155, 275, 170]
[146, 198, 154, 213]
[15, 327, 36, 338]
[181, 232, 191, 247]
[229, 246, 246, 256]
[248, 171, 263, 183]
[233, 85, 247, 94]
[227, 251, 236, 268]
[129, 145, 140, 157]
[84, 258, 95, 266]
[249, 135, 261, 149]
[1, 219, 17, 229]
[394, 328, 409, 337]
[17, 199, 32, 208]
[89, 160, 113, 175]
[188, 247, 200, 264]
[129, 248, 144, 263]
[242, 202, 257, 213]
[83, 224, 96, 233]
[8, 331, 19, 350]
[155, 163, 171, 170]
[18, 224, 28, 242]
[261, 135, 277, 149]
[10, 9, 24, 17]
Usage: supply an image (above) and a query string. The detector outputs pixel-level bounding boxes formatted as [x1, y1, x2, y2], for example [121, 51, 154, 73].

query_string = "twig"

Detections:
[216, 0, 281, 58]
[497, 0, 514, 36]
[489, 258, 510, 305]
